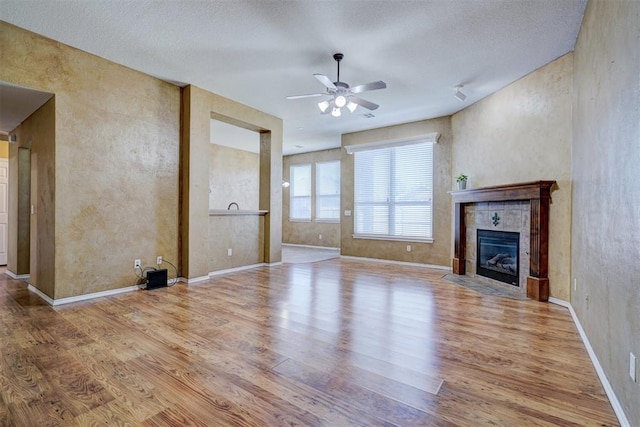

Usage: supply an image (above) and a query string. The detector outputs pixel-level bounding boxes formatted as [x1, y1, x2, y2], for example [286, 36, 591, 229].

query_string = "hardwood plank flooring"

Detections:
[0, 260, 619, 426]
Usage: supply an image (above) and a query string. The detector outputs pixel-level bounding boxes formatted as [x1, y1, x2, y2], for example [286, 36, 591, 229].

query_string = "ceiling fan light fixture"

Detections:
[318, 100, 330, 112]
[287, 53, 386, 117]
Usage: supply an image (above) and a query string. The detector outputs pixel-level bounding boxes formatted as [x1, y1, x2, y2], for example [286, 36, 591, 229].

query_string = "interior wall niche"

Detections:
[209, 119, 260, 211]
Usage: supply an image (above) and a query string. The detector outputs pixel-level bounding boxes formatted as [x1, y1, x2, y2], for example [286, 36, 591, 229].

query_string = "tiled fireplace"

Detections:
[467, 202, 529, 294]
[451, 181, 555, 301]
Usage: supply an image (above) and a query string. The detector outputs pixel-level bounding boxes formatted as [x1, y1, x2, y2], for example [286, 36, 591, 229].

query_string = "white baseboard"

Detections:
[6, 270, 30, 280]
[548, 297, 630, 427]
[28, 284, 139, 306]
[208, 263, 266, 277]
[186, 275, 210, 284]
[282, 243, 340, 250]
[339, 255, 451, 271]
[267, 261, 283, 267]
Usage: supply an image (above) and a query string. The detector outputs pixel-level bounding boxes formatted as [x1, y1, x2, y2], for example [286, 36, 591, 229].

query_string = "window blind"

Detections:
[290, 163, 311, 220]
[354, 142, 433, 240]
[315, 160, 340, 220]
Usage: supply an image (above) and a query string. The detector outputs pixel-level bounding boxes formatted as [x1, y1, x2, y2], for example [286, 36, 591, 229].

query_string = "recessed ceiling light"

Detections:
[295, 145, 303, 148]
[363, 113, 375, 118]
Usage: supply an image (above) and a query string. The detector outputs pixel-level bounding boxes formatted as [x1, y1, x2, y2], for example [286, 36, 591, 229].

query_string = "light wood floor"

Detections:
[0, 259, 619, 426]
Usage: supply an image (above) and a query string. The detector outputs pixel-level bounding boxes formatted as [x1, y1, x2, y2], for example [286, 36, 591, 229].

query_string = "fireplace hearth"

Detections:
[477, 230, 519, 286]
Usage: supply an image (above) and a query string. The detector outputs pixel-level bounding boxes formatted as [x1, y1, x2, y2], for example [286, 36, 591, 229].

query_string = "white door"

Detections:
[0, 159, 8, 265]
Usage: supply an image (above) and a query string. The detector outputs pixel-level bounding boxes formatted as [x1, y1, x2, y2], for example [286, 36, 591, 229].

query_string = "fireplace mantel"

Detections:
[451, 180, 556, 301]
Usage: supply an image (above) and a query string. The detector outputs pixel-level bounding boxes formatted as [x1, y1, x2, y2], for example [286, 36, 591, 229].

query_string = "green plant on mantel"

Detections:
[456, 173, 468, 183]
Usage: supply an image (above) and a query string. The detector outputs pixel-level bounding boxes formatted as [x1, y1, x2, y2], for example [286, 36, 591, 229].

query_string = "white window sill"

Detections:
[315, 219, 340, 224]
[352, 234, 434, 244]
[289, 218, 312, 223]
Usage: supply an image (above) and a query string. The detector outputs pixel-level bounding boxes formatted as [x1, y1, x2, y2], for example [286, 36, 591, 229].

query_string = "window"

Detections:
[315, 161, 340, 221]
[354, 141, 433, 241]
[290, 163, 311, 220]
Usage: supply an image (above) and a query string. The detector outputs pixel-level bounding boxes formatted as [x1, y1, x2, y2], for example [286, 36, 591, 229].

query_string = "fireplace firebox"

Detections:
[477, 230, 519, 286]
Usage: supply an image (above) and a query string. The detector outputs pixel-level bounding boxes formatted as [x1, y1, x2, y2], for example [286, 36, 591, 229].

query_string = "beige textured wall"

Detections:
[208, 215, 264, 271]
[572, 1, 640, 423]
[341, 118, 453, 266]
[7, 96, 55, 283]
[8, 98, 55, 295]
[283, 148, 341, 248]
[209, 144, 259, 210]
[1, 22, 180, 299]
[12, 148, 32, 275]
[0, 141, 9, 158]
[182, 85, 282, 278]
[451, 54, 573, 300]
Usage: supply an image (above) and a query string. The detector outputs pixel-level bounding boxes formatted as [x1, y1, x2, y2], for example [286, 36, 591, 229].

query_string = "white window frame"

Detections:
[347, 133, 438, 243]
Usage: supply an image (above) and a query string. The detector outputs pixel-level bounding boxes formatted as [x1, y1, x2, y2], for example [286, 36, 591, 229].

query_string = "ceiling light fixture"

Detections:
[290, 53, 386, 118]
[454, 85, 467, 101]
[318, 100, 330, 113]
[282, 179, 290, 188]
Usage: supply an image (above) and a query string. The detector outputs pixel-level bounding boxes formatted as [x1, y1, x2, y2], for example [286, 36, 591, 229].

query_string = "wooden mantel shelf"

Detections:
[451, 180, 556, 301]
[450, 180, 555, 204]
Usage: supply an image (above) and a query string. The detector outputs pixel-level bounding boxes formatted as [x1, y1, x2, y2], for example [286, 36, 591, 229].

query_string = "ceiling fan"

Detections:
[287, 53, 387, 117]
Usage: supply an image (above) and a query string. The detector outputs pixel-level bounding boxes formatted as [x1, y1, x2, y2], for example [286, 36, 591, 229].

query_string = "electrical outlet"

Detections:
[406, 245, 412, 252]
[134, 259, 141, 268]
[630, 352, 637, 382]
[227, 248, 233, 257]
[574, 278, 577, 291]
[344, 210, 351, 216]
[319, 234, 323, 240]
[156, 256, 163, 265]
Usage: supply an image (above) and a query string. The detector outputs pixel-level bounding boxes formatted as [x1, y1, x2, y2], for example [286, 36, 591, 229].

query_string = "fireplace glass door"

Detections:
[476, 230, 519, 286]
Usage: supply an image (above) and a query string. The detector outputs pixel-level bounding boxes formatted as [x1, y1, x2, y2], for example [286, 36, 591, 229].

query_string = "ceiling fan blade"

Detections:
[286, 93, 324, 100]
[350, 80, 387, 94]
[314, 74, 337, 90]
[350, 96, 379, 111]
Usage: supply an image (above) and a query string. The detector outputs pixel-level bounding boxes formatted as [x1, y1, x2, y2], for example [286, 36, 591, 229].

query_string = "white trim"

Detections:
[314, 218, 340, 224]
[548, 296, 571, 308]
[208, 263, 266, 277]
[282, 243, 340, 250]
[6, 270, 30, 280]
[340, 255, 451, 271]
[548, 297, 630, 427]
[267, 261, 283, 267]
[352, 233, 434, 244]
[28, 284, 139, 306]
[186, 275, 210, 284]
[27, 285, 54, 305]
[344, 132, 439, 154]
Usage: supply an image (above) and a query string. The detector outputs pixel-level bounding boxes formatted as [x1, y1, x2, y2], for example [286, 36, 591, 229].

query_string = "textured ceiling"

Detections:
[0, 0, 586, 154]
